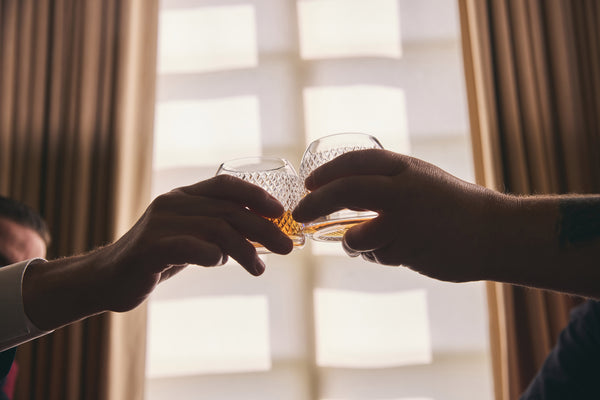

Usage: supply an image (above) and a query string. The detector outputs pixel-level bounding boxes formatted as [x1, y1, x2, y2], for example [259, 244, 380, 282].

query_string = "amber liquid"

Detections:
[270, 210, 303, 237]
[253, 211, 305, 253]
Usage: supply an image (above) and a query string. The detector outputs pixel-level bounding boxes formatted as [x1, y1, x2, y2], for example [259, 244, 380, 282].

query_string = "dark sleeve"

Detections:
[520, 300, 600, 400]
[0, 348, 15, 381]
[0, 348, 15, 399]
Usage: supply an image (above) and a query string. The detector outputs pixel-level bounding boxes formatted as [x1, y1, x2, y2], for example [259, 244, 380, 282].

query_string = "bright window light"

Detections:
[157, 5, 258, 74]
[303, 85, 410, 154]
[297, 0, 401, 60]
[314, 289, 432, 368]
[323, 398, 433, 400]
[146, 295, 271, 377]
[153, 96, 262, 169]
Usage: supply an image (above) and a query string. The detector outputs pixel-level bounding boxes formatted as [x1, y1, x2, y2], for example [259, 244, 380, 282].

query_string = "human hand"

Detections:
[99, 175, 294, 311]
[24, 176, 294, 329]
[293, 149, 512, 283]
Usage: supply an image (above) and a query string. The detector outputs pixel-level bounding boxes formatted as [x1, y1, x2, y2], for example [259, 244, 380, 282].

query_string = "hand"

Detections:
[100, 175, 294, 311]
[293, 149, 511, 283]
[24, 175, 293, 329]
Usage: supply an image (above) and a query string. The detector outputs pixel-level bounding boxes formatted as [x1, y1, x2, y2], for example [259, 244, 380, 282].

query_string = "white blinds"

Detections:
[146, 1, 492, 399]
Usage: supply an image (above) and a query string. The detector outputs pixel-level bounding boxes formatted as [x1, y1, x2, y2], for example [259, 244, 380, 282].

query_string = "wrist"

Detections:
[22, 251, 108, 331]
[480, 194, 560, 285]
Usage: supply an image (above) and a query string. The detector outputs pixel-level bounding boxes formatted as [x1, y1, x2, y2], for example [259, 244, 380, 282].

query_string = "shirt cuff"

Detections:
[0, 258, 53, 351]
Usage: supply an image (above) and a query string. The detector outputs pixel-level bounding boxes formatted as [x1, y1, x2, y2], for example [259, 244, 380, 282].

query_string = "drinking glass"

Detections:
[299, 132, 384, 242]
[216, 157, 306, 253]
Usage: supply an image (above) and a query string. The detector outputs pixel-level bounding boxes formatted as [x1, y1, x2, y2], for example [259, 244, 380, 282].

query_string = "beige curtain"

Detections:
[0, 0, 159, 399]
[459, 0, 600, 399]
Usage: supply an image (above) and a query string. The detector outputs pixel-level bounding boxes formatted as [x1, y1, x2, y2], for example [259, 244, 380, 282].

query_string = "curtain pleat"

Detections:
[459, 0, 600, 399]
[0, 0, 158, 399]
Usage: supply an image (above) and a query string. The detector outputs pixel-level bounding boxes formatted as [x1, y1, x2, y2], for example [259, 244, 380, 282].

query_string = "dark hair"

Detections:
[0, 196, 51, 246]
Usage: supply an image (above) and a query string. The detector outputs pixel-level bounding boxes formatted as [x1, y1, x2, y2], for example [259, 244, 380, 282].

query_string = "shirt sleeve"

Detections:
[0, 259, 53, 352]
[519, 300, 600, 400]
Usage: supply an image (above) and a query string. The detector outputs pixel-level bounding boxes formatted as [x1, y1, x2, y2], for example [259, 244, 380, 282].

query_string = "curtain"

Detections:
[0, 0, 159, 399]
[458, 0, 600, 399]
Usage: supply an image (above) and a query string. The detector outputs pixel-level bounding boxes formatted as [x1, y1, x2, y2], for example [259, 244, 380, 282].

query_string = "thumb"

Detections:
[343, 216, 394, 252]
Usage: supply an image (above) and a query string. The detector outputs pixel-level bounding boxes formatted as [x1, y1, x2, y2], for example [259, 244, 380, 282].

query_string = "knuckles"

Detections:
[204, 218, 233, 241]
[211, 174, 242, 187]
[149, 191, 178, 213]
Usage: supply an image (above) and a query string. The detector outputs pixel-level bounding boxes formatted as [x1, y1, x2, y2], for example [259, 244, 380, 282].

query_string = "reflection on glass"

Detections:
[153, 96, 261, 169]
[157, 5, 258, 73]
[314, 289, 432, 368]
[146, 295, 271, 377]
[297, 0, 401, 59]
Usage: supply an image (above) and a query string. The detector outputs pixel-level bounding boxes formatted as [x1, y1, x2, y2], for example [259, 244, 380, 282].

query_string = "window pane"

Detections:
[146, 363, 311, 400]
[324, 398, 432, 400]
[158, 5, 258, 73]
[303, 85, 410, 153]
[146, 295, 271, 377]
[153, 96, 262, 169]
[314, 289, 432, 368]
[298, 0, 402, 59]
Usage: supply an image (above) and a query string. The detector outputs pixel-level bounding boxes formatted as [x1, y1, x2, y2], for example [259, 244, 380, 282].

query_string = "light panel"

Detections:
[157, 5, 258, 73]
[315, 289, 432, 368]
[153, 96, 262, 169]
[146, 295, 271, 377]
[298, 0, 401, 60]
[303, 85, 410, 154]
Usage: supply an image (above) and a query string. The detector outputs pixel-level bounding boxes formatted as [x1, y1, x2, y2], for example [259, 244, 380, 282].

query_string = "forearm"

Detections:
[22, 250, 108, 331]
[482, 194, 600, 298]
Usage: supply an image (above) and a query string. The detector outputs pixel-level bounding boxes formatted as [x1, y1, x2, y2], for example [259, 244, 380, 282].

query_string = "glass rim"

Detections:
[217, 156, 292, 173]
[305, 132, 383, 151]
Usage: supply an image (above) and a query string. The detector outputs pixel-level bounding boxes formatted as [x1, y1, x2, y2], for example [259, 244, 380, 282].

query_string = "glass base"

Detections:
[303, 212, 377, 242]
[254, 234, 306, 254]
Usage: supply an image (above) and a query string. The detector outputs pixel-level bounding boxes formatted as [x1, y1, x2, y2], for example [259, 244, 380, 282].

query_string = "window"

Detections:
[146, 1, 493, 399]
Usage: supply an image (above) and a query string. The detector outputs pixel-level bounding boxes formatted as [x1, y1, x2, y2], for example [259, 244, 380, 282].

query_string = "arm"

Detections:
[19, 175, 293, 334]
[485, 195, 600, 297]
[292, 149, 600, 298]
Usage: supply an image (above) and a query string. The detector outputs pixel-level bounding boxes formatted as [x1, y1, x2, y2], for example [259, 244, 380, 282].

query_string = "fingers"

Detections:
[154, 229, 265, 276]
[362, 245, 405, 267]
[158, 264, 188, 283]
[343, 217, 394, 252]
[293, 176, 392, 222]
[158, 217, 271, 276]
[340, 217, 397, 264]
[305, 149, 408, 190]
[228, 213, 294, 255]
[194, 198, 293, 254]
[178, 175, 285, 218]
[152, 237, 225, 269]
[155, 204, 293, 255]
[201, 218, 268, 275]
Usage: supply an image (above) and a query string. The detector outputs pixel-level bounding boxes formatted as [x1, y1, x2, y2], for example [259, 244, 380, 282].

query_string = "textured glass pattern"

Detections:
[299, 134, 383, 242]
[216, 158, 306, 251]
[299, 145, 377, 181]
[228, 171, 304, 212]
[225, 171, 305, 237]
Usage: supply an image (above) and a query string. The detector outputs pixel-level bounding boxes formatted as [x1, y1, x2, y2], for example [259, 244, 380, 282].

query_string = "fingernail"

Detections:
[269, 194, 282, 205]
[362, 252, 376, 262]
[304, 175, 315, 190]
[291, 209, 300, 221]
[292, 207, 305, 222]
[342, 241, 360, 257]
[217, 254, 228, 266]
[254, 259, 265, 275]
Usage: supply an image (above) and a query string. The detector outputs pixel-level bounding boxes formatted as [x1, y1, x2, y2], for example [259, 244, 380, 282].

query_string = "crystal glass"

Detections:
[216, 157, 305, 253]
[299, 132, 384, 242]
